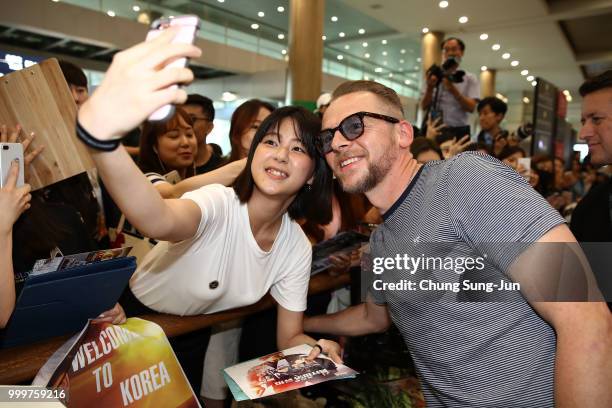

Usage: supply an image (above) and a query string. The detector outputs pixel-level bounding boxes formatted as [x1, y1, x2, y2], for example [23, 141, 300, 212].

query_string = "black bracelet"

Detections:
[312, 344, 323, 354]
[75, 119, 120, 152]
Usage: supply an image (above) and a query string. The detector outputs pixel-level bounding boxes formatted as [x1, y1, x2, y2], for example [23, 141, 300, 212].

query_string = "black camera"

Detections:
[427, 56, 465, 83]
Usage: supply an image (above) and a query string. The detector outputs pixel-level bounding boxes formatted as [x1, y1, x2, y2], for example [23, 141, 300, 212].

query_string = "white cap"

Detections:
[316, 93, 332, 109]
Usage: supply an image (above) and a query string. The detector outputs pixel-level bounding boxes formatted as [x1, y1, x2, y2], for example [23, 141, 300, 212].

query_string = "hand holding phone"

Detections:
[77, 20, 201, 142]
[0, 143, 24, 188]
[146, 15, 200, 122]
[0, 152, 31, 235]
[517, 157, 531, 180]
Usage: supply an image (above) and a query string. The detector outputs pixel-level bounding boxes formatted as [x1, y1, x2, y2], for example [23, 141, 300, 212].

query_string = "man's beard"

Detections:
[337, 148, 397, 194]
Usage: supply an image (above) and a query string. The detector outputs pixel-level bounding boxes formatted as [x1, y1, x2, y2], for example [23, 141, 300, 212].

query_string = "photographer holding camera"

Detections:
[421, 37, 480, 138]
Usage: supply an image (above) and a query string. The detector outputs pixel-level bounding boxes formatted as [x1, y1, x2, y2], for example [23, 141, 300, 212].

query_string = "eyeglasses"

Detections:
[317, 111, 399, 155]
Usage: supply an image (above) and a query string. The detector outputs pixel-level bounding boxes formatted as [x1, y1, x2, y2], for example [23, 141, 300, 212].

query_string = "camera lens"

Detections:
[2, 145, 8, 150]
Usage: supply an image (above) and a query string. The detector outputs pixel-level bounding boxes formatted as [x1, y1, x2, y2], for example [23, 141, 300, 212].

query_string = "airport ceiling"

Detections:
[144, 0, 612, 97]
[2, 0, 611, 97]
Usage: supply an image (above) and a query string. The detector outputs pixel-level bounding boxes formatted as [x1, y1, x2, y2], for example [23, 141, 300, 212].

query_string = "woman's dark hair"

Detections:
[228, 99, 276, 163]
[301, 180, 372, 243]
[410, 137, 442, 160]
[233, 106, 333, 224]
[138, 107, 195, 177]
[498, 146, 526, 161]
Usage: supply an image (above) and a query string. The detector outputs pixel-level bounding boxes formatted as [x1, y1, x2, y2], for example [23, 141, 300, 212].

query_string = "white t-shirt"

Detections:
[129, 184, 312, 315]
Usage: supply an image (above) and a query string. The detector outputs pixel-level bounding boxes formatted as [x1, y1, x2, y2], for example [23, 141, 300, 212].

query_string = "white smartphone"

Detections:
[0, 143, 25, 188]
[146, 15, 200, 122]
[517, 157, 531, 180]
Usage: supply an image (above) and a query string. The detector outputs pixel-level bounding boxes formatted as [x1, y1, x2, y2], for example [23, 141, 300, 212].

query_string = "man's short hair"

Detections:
[441, 37, 466, 52]
[579, 70, 612, 97]
[477, 97, 508, 116]
[332, 80, 404, 116]
[186, 94, 215, 121]
[58, 60, 87, 87]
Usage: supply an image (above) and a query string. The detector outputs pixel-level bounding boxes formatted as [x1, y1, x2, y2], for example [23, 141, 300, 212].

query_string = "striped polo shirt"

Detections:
[369, 152, 565, 407]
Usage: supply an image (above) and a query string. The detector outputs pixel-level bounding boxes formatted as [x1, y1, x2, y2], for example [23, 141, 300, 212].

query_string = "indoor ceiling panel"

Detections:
[560, 12, 612, 54]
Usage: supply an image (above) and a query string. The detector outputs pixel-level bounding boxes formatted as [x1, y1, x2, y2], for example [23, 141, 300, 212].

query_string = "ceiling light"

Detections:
[107, 10, 116, 17]
[364, 53, 370, 58]
[362, 42, 368, 47]
[563, 89, 570, 96]
[399, 68, 404, 72]
[221, 91, 237, 102]
[566, 94, 573, 102]
[132, 5, 140, 12]
[414, 65, 419, 69]
[439, 1, 449, 8]
[331, 16, 338, 22]
[364, 75, 370, 80]
[257, 11, 265, 17]
[422, 27, 429, 33]
[480, 33, 488, 40]
[339, 32, 345, 37]
[251, 23, 259, 29]
[527, 75, 534, 81]
[511, 60, 519, 67]
[400, 59, 405, 63]
[277, 6, 284, 12]
[375, 67, 383, 73]
[520, 69, 528, 76]
[169, 15, 175, 19]
[502, 52, 511, 59]
[400, 49, 406, 54]
[523, 97, 530, 104]
[217, 0, 225, 3]
[381, 39, 387, 45]
[358, 28, 365, 34]
[322, 35, 327, 40]
[382, 51, 388, 56]
[416, 57, 421, 62]
[388, 73, 393, 78]
[281, 49, 287, 55]
[532, 80, 537, 86]
[383, 61, 388, 65]
[344, 45, 350, 50]
[404, 79, 411, 85]
[52, 0, 60, 2]
[458, 16, 468, 24]
[481, 66, 488, 71]
[277, 33, 285, 40]
[492, 44, 500, 51]
[496, 93, 504, 99]
[337, 55, 344, 60]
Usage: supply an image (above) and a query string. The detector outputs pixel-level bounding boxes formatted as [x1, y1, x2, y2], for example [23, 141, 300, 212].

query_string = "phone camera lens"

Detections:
[2, 146, 8, 150]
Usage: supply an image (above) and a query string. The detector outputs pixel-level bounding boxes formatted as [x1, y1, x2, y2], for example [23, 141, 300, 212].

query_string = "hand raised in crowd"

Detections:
[441, 135, 471, 159]
[306, 338, 343, 364]
[425, 115, 446, 141]
[78, 27, 201, 142]
[0, 124, 45, 181]
[426, 73, 439, 89]
[0, 162, 31, 235]
[93, 302, 126, 325]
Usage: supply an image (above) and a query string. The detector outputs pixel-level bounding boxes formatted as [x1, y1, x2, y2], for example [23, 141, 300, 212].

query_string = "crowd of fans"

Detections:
[0, 32, 609, 407]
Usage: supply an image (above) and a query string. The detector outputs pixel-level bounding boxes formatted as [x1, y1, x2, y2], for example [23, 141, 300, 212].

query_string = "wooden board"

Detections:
[0, 58, 94, 190]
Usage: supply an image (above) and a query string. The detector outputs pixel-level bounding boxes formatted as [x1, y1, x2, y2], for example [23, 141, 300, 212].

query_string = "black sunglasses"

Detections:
[317, 111, 399, 155]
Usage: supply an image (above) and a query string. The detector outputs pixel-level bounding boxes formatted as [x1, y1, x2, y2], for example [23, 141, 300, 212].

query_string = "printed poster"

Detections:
[33, 318, 200, 408]
[224, 344, 357, 400]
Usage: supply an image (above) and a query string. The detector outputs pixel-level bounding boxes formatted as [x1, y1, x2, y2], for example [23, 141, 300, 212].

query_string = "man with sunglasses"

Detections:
[305, 80, 611, 407]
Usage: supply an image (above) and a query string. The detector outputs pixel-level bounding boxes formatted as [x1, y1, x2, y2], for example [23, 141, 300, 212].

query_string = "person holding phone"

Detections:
[420, 37, 479, 135]
[75, 28, 342, 404]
